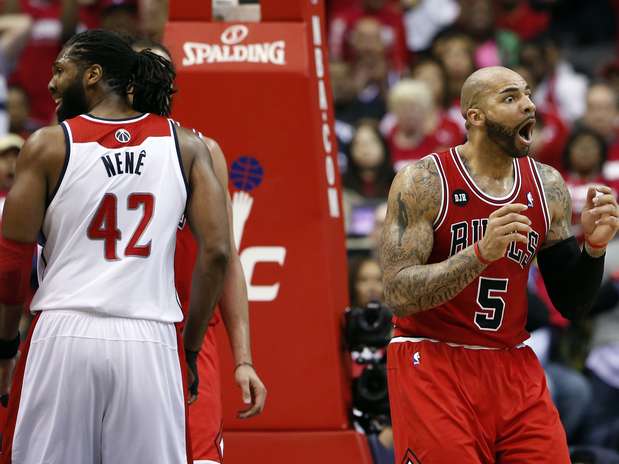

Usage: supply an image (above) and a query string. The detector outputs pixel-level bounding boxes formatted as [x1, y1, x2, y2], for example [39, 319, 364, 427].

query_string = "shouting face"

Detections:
[463, 67, 537, 157]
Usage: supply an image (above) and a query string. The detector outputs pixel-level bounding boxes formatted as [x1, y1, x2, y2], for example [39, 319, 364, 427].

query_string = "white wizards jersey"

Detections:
[30, 113, 188, 322]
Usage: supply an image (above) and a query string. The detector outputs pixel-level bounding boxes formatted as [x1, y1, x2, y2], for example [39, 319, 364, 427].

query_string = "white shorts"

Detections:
[6, 310, 189, 464]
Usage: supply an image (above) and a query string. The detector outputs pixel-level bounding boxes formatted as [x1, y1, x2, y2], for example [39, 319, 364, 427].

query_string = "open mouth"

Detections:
[516, 118, 535, 146]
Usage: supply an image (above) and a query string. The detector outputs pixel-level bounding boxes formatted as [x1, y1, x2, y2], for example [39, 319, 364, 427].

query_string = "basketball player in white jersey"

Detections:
[0, 29, 230, 464]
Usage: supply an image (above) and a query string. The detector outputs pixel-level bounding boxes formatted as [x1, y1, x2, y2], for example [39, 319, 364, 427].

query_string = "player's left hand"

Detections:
[235, 364, 267, 419]
[581, 185, 619, 247]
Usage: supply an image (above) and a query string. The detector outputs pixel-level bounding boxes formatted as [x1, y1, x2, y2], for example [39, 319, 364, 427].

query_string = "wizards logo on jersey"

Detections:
[449, 219, 540, 268]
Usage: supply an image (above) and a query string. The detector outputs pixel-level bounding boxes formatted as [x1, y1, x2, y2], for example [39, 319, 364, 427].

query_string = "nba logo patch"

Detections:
[526, 192, 534, 208]
[412, 352, 421, 366]
[402, 448, 422, 464]
[115, 128, 131, 144]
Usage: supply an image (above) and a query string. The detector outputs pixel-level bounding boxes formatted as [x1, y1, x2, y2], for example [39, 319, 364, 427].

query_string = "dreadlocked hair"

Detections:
[64, 30, 176, 116]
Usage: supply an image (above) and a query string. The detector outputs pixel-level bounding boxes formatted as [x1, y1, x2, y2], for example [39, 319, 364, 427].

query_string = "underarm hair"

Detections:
[537, 237, 604, 320]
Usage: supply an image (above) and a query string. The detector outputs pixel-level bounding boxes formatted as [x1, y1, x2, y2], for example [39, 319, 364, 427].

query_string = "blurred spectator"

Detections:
[520, 35, 589, 123]
[349, 255, 383, 308]
[456, 0, 520, 68]
[0, 133, 23, 197]
[581, 83, 619, 162]
[7, 84, 39, 138]
[494, 0, 551, 41]
[329, 0, 408, 73]
[562, 127, 612, 240]
[100, 0, 138, 36]
[6, 0, 101, 124]
[431, 30, 476, 131]
[409, 57, 465, 135]
[401, 0, 459, 53]
[342, 121, 394, 237]
[384, 79, 462, 170]
[343, 121, 394, 199]
[348, 18, 391, 105]
[0, 13, 32, 136]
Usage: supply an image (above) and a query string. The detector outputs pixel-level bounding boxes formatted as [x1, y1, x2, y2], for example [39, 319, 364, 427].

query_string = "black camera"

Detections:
[344, 301, 393, 351]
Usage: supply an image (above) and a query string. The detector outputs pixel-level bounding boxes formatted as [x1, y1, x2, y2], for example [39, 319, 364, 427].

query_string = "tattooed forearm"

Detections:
[380, 157, 486, 316]
[396, 193, 408, 246]
[384, 246, 486, 316]
[536, 162, 572, 247]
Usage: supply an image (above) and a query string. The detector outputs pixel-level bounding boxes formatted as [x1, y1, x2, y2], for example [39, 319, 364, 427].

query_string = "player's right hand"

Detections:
[478, 203, 531, 262]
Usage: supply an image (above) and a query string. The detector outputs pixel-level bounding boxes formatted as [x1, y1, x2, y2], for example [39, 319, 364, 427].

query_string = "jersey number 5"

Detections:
[474, 277, 508, 331]
[87, 193, 154, 260]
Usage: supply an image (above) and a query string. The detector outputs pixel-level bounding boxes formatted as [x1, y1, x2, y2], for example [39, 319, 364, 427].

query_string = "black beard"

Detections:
[56, 77, 89, 122]
[485, 117, 529, 158]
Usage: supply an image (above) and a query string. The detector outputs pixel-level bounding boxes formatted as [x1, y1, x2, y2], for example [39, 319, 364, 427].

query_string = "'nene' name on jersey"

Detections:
[449, 219, 540, 268]
[101, 150, 147, 177]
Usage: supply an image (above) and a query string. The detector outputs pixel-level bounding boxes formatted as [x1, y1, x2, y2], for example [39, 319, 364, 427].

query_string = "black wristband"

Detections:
[0, 333, 20, 359]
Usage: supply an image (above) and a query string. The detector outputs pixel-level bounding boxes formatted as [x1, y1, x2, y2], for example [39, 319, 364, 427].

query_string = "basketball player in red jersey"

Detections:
[130, 39, 267, 463]
[0, 30, 230, 463]
[381, 66, 619, 463]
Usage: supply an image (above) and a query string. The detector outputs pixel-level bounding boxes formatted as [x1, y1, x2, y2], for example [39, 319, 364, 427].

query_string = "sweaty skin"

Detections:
[380, 66, 619, 317]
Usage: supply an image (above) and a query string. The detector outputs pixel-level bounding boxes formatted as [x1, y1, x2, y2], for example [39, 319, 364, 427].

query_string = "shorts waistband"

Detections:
[390, 336, 526, 350]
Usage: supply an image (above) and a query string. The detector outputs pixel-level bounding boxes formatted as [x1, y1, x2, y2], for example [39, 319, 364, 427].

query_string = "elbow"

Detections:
[198, 242, 230, 272]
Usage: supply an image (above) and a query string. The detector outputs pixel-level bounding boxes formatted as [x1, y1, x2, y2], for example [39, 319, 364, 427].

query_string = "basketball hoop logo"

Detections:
[221, 25, 249, 45]
[115, 129, 131, 144]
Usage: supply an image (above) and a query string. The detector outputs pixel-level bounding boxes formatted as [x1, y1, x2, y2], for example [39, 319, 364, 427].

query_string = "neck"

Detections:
[88, 92, 141, 120]
[459, 133, 514, 180]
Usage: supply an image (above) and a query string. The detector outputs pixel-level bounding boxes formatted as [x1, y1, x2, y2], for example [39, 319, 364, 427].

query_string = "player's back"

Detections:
[393, 147, 550, 348]
[30, 113, 188, 322]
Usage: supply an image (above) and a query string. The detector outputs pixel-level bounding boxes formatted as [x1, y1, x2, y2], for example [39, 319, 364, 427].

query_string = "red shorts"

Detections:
[189, 327, 224, 463]
[387, 338, 570, 464]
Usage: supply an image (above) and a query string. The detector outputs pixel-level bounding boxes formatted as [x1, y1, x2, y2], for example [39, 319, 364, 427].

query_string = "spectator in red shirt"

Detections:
[329, 0, 408, 73]
[494, 0, 551, 41]
[385, 79, 462, 170]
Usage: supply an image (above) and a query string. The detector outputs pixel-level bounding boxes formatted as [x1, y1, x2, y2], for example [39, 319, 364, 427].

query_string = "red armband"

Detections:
[0, 235, 36, 305]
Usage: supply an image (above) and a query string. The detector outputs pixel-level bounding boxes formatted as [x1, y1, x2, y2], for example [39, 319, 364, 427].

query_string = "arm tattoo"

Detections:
[380, 158, 486, 316]
[396, 193, 408, 246]
[536, 162, 572, 247]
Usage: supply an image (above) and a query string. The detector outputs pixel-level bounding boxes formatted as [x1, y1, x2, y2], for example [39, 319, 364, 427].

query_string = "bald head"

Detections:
[461, 66, 527, 118]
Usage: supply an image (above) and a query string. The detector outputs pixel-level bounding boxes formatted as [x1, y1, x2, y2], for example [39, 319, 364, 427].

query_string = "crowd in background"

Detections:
[0, 0, 618, 462]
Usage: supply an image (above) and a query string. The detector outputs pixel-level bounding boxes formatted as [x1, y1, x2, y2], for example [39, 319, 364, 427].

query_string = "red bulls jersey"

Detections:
[393, 147, 551, 348]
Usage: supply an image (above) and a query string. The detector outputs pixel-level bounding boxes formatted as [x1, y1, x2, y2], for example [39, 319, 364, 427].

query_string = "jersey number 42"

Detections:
[87, 193, 154, 260]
